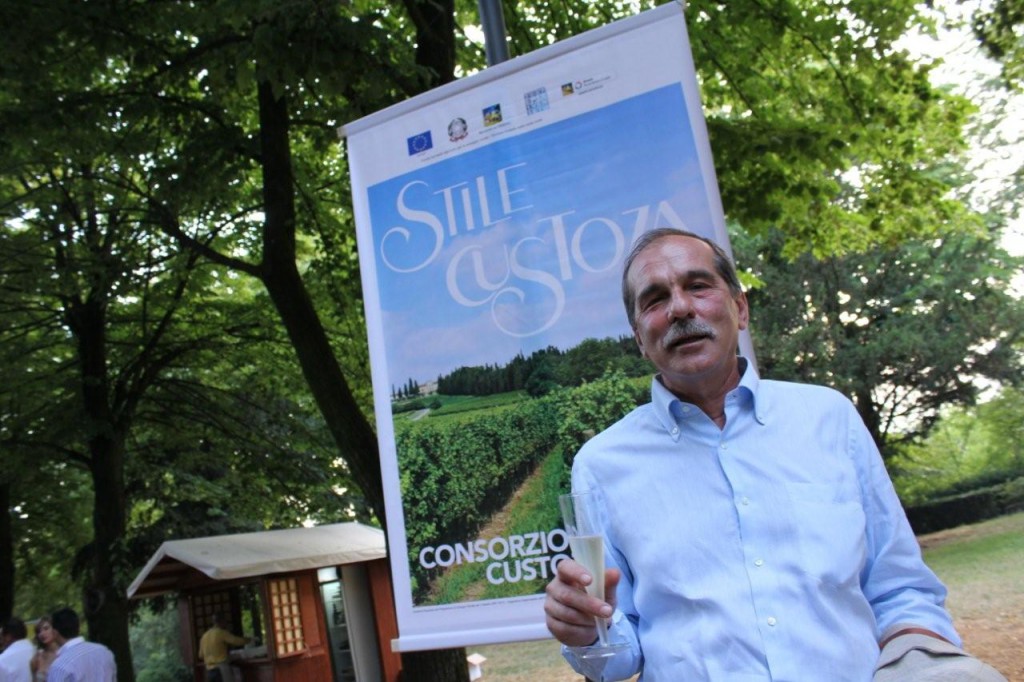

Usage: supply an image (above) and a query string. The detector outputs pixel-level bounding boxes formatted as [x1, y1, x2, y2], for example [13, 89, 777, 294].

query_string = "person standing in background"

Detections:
[30, 616, 59, 682]
[47, 607, 115, 682]
[198, 613, 250, 682]
[0, 618, 37, 682]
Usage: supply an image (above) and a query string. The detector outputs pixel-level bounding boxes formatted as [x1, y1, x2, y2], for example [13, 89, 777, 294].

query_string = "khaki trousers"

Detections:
[873, 633, 1007, 682]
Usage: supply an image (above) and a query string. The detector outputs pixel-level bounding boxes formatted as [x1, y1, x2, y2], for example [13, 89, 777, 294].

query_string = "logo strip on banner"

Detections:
[343, 0, 743, 651]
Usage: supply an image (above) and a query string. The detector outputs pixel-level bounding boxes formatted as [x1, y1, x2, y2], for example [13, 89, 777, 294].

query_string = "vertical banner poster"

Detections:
[343, 2, 743, 651]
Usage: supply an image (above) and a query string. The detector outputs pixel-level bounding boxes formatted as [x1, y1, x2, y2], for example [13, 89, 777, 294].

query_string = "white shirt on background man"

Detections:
[0, 637, 36, 682]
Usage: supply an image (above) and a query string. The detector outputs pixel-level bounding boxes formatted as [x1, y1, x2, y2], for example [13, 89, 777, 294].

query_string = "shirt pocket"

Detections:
[784, 482, 867, 586]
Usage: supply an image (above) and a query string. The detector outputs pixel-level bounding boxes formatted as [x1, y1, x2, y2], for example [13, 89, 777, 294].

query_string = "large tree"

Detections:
[499, 0, 975, 256]
[737, 228, 1024, 454]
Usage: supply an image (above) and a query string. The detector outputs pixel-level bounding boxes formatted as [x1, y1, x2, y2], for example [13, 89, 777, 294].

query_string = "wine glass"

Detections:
[559, 490, 630, 680]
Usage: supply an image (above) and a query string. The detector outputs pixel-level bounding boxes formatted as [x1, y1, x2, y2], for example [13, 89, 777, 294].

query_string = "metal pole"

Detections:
[477, 0, 510, 65]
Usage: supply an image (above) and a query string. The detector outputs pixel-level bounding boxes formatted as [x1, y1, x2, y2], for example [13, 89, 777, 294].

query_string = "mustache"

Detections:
[663, 319, 716, 346]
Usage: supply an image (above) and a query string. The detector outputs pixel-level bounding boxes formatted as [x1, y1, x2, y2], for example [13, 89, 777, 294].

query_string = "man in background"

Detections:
[198, 613, 250, 682]
[0, 617, 35, 682]
[47, 607, 115, 682]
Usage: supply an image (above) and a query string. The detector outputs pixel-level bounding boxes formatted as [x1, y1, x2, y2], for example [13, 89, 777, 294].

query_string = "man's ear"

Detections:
[736, 291, 749, 331]
[633, 326, 647, 358]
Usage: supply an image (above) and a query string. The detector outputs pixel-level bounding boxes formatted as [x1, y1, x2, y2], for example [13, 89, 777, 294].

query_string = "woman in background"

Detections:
[30, 616, 58, 682]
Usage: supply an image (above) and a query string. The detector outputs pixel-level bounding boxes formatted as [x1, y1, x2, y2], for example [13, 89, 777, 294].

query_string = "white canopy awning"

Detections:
[127, 522, 387, 600]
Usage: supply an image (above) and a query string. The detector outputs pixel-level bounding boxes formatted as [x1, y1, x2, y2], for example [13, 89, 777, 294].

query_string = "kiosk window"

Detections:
[269, 577, 305, 655]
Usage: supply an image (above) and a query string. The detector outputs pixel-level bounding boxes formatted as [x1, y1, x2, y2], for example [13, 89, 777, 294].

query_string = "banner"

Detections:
[342, 1, 749, 651]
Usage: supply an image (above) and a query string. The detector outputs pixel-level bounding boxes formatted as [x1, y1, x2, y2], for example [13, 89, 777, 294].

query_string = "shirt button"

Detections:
[720, 443, 728, 450]
[754, 559, 764, 567]
[741, 497, 750, 506]
[671, 427, 679, 435]
[767, 617, 777, 627]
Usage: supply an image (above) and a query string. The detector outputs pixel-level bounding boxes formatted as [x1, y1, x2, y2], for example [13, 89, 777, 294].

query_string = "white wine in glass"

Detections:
[559, 489, 629, 681]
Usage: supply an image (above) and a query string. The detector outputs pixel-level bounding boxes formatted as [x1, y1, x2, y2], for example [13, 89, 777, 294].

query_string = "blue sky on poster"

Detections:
[366, 84, 713, 385]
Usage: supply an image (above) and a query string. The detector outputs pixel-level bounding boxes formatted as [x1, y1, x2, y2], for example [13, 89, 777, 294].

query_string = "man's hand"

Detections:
[544, 557, 620, 647]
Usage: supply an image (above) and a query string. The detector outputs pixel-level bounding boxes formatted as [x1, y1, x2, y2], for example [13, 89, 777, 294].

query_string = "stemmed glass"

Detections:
[559, 490, 630, 681]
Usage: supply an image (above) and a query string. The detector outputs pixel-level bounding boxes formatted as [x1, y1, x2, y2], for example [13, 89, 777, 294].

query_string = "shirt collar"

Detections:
[57, 637, 85, 656]
[650, 356, 766, 435]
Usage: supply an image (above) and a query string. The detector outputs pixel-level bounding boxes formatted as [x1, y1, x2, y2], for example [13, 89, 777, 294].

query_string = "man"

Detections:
[198, 613, 249, 682]
[0, 617, 35, 682]
[544, 228, 1005, 681]
[47, 607, 116, 682]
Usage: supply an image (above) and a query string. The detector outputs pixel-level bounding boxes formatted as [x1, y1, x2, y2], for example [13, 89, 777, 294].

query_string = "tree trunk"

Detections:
[855, 387, 885, 456]
[400, 648, 470, 682]
[401, 0, 457, 85]
[255, 79, 467, 682]
[72, 296, 135, 682]
[255, 79, 386, 524]
[87, 436, 135, 682]
[0, 481, 13, 621]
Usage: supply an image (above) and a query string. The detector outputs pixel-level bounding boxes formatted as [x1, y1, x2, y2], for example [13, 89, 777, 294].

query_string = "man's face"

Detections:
[628, 235, 748, 398]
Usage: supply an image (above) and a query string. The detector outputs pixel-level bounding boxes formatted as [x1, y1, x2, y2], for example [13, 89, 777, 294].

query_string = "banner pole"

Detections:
[477, 0, 510, 65]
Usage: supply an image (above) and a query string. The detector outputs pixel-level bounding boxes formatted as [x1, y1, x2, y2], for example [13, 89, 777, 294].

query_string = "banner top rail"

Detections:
[338, 1, 684, 140]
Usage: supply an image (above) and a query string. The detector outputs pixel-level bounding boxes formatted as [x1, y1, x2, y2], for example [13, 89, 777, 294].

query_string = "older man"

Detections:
[544, 228, 1005, 681]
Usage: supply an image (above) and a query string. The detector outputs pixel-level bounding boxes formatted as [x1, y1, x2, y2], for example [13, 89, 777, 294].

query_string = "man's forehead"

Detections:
[629, 236, 716, 282]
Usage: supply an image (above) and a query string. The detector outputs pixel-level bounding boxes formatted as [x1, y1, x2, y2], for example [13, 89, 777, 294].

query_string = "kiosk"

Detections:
[128, 523, 401, 682]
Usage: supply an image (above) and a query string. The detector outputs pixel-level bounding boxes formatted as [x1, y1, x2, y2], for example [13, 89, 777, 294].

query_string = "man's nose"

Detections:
[666, 287, 694, 319]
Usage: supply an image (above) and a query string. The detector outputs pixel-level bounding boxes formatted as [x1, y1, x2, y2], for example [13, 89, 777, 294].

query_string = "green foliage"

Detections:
[737, 228, 1024, 453]
[392, 398, 432, 415]
[426, 392, 528, 418]
[556, 370, 648, 469]
[905, 476, 1024, 534]
[397, 396, 560, 600]
[892, 387, 1024, 505]
[0, 1, 1015, 678]
[971, 0, 1024, 87]
[499, 0, 978, 256]
[129, 607, 190, 682]
[427, 448, 566, 602]
[438, 337, 648, 398]
[8, 463, 92, 620]
[693, 0, 973, 256]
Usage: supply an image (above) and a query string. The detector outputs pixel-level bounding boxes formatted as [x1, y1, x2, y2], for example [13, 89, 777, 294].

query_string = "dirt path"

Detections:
[423, 462, 550, 603]
[919, 519, 1024, 681]
[459, 464, 549, 602]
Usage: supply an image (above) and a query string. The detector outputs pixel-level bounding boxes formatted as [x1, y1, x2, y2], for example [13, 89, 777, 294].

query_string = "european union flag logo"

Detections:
[407, 131, 433, 155]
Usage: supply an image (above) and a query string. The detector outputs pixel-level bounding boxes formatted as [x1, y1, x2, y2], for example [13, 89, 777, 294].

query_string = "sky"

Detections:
[898, 0, 1024, 263]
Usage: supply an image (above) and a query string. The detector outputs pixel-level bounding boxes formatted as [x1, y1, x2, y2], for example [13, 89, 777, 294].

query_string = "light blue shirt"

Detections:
[565, 360, 958, 681]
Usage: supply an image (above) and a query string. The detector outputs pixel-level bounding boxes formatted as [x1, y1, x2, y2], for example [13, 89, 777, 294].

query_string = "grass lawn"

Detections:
[921, 512, 1024, 618]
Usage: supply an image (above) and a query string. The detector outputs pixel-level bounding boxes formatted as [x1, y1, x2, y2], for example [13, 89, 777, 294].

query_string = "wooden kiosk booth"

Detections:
[128, 522, 402, 682]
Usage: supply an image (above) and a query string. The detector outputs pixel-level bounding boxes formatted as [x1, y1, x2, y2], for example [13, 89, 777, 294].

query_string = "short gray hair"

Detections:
[621, 228, 742, 329]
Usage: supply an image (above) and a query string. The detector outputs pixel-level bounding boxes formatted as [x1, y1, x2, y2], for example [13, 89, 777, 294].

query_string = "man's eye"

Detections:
[640, 296, 662, 311]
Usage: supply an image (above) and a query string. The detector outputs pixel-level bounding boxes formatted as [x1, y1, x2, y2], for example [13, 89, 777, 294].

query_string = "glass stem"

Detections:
[594, 615, 610, 646]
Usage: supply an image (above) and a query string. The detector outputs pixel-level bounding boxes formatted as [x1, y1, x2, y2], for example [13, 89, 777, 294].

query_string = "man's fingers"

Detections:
[544, 559, 620, 646]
